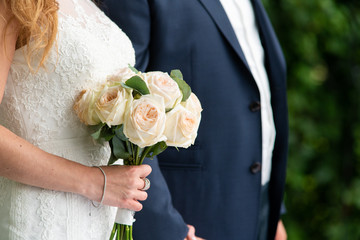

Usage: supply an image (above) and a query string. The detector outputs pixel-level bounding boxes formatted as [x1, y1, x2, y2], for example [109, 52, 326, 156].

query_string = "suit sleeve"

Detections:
[134, 157, 189, 239]
[102, 1, 189, 239]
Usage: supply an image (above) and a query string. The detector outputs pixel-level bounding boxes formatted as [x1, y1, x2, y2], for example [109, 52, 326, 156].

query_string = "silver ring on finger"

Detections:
[141, 178, 150, 191]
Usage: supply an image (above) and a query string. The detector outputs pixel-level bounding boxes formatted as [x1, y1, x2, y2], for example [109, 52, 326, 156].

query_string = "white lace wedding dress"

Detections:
[0, 0, 135, 239]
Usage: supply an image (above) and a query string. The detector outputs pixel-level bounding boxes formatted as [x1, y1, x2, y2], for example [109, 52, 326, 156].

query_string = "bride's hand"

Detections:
[85, 164, 152, 211]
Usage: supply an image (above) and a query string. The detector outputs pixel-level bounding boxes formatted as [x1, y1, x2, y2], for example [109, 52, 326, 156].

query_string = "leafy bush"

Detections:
[262, 0, 360, 238]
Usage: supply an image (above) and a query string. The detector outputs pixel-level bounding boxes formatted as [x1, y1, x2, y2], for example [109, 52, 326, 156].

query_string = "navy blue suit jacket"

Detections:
[103, 0, 288, 239]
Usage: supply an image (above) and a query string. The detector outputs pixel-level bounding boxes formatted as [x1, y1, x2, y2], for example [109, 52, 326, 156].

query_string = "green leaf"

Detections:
[91, 124, 105, 140]
[112, 135, 131, 160]
[91, 124, 114, 141]
[126, 140, 133, 157]
[170, 69, 191, 102]
[123, 76, 150, 96]
[107, 154, 118, 166]
[133, 92, 142, 99]
[120, 82, 133, 90]
[170, 69, 183, 79]
[114, 125, 128, 141]
[146, 141, 168, 159]
[128, 64, 139, 74]
[102, 127, 116, 141]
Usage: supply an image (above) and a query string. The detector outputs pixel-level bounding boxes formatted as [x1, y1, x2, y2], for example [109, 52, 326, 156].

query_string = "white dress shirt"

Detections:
[219, 0, 276, 185]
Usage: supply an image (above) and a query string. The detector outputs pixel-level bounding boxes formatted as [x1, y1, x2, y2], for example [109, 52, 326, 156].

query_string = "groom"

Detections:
[103, 0, 288, 239]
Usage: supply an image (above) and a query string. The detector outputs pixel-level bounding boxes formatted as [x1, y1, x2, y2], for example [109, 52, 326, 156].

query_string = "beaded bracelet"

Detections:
[92, 166, 107, 208]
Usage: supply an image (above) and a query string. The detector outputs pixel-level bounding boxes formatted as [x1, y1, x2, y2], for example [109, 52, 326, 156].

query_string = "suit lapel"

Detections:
[197, 0, 286, 87]
[197, 0, 250, 72]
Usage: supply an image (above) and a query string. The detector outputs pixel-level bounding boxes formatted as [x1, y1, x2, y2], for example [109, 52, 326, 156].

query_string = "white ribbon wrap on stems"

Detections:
[115, 208, 136, 225]
[112, 159, 136, 226]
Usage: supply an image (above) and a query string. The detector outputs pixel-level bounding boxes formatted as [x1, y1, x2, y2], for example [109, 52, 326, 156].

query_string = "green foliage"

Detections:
[170, 69, 191, 102]
[91, 123, 115, 141]
[112, 133, 130, 160]
[122, 76, 150, 96]
[145, 141, 168, 159]
[262, 0, 360, 238]
[128, 64, 139, 74]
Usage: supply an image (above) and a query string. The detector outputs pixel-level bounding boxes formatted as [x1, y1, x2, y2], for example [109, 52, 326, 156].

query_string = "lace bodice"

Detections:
[0, 0, 135, 239]
[1, 0, 134, 146]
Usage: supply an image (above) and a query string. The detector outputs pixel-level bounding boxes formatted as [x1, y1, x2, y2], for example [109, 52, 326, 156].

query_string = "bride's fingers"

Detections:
[130, 177, 146, 190]
[124, 188, 148, 201]
[136, 190, 148, 201]
[120, 165, 151, 188]
[138, 164, 152, 178]
[96, 165, 152, 209]
[124, 199, 143, 212]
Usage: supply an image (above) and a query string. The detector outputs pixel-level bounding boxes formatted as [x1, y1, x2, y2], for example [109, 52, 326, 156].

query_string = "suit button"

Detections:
[249, 101, 261, 112]
[250, 162, 261, 174]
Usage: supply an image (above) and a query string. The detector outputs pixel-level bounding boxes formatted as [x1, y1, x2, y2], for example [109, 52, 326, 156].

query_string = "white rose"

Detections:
[73, 88, 101, 125]
[181, 93, 202, 117]
[144, 71, 182, 110]
[124, 94, 167, 148]
[95, 84, 132, 127]
[164, 104, 201, 148]
[107, 67, 139, 83]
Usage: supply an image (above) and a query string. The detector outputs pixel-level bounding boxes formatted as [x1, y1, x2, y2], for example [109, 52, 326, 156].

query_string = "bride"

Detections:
[0, 0, 151, 239]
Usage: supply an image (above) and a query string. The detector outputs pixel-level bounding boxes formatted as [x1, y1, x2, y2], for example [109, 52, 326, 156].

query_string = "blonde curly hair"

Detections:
[2, 0, 59, 71]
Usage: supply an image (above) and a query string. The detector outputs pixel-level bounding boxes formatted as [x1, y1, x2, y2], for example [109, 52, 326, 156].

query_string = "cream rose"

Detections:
[144, 71, 182, 110]
[95, 84, 132, 127]
[73, 88, 101, 125]
[181, 93, 202, 117]
[164, 103, 201, 148]
[107, 67, 139, 83]
[123, 94, 167, 148]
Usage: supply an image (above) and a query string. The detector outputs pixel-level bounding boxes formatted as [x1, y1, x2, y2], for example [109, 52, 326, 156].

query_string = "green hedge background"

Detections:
[262, 0, 360, 239]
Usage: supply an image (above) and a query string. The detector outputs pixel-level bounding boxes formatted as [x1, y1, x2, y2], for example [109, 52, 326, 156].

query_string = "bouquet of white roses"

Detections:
[73, 66, 202, 240]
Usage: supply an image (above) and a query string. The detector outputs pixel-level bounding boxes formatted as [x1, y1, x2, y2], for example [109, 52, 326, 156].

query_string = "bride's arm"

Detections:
[0, 125, 151, 211]
[0, 5, 151, 212]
